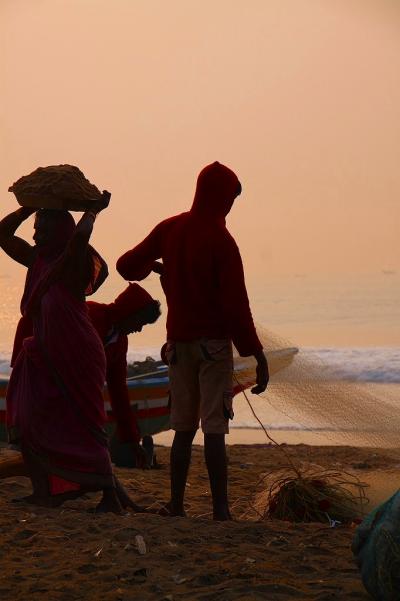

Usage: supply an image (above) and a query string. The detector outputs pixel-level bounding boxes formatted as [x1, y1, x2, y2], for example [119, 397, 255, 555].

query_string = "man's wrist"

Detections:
[18, 206, 36, 218]
[85, 210, 97, 221]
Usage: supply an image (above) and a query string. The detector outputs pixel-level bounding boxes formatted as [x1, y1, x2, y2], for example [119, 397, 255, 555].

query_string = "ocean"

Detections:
[1, 270, 398, 375]
[3, 346, 398, 382]
[1, 271, 399, 439]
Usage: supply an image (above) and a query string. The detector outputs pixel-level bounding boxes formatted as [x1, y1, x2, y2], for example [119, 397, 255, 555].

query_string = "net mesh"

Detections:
[233, 325, 400, 449]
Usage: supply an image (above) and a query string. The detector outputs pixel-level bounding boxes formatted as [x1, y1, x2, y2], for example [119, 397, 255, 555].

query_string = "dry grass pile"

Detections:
[236, 383, 370, 525]
[263, 466, 368, 524]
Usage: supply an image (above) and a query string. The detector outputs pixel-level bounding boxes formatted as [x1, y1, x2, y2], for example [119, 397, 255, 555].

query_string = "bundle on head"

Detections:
[262, 465, 368, 524]
[9, 164, 103, 211]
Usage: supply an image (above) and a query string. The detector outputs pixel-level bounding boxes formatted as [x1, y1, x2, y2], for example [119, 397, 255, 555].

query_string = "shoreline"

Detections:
[154, 426, 400, 447]
[154, 381, 400, 448]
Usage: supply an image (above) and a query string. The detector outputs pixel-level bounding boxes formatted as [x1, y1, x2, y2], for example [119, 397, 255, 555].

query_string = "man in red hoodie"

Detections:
[87, 283, 161, 468]
[117, 162, 269, 520]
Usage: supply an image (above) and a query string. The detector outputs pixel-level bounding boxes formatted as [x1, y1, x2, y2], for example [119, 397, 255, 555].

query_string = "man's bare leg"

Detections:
[204, 433, 232, 521]
[161, 430, 196, 517]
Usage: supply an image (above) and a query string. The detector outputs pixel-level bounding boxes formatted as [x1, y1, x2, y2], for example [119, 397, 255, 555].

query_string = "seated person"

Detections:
[87, 284, 161, 467]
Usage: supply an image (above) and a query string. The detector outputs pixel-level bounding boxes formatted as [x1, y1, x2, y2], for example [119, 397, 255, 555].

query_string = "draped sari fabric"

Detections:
[10, 244, 108, 367]
[6, 211, 114, 493]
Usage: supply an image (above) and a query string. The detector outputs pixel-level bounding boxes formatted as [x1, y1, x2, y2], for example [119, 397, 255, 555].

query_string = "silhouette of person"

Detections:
[0, 201, 143, 512]
[117, 162, 269, 520]
[87, 283, 161, 467]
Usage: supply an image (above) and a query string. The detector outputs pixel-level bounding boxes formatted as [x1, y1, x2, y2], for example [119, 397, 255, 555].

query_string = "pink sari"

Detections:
[6, 215, 113, 493]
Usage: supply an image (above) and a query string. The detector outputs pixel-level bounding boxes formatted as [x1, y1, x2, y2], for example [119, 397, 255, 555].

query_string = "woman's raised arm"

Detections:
[0, 207, 36, 267]
[67, 191, 111, 258]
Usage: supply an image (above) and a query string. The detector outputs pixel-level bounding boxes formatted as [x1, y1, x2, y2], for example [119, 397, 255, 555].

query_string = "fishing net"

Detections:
[231, 325, 400, 525]
[234, 324, 400, 449]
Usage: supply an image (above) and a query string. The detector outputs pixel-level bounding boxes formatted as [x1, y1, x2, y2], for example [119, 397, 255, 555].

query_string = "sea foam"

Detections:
[1, 346, 399, 382]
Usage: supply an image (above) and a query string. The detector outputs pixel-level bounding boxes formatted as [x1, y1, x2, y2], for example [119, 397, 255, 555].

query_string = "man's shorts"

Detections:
[165, 339, 234, 434]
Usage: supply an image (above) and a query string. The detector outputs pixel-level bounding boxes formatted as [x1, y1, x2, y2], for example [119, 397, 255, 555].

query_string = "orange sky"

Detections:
[1, 0, 399, 290]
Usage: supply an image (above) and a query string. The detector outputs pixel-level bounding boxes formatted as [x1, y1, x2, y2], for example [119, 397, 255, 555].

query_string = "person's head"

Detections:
[191, 161, 242, 221]
[110, 283, 161, 335]
[33, 209, 75, 255]
[116, 300, 161, 335]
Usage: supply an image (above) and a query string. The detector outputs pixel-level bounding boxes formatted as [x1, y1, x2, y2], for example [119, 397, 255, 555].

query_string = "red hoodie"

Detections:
[117, 162, 262, 357]
[87, 284, 156, 444]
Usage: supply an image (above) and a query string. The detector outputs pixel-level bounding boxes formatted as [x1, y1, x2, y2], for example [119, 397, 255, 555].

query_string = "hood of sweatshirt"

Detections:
[190, 161, 241, 224]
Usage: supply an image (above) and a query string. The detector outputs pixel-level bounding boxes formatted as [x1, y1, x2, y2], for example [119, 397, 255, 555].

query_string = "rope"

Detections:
[233, 373, 300, 477]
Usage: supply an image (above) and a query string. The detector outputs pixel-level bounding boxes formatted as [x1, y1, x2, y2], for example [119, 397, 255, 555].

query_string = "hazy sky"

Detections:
[1, 0, 399, 289]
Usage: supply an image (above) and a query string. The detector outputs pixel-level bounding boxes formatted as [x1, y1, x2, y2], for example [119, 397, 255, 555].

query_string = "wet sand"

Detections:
[1, 443, 400, 600]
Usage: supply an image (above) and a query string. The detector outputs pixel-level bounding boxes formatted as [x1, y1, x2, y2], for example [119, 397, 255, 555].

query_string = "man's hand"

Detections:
[251, 351, 269, 394]
[153, 261, 166, 292]
[152, 260, 164, 276]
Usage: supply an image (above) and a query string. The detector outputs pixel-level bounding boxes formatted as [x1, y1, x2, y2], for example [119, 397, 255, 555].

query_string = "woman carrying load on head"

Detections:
[0, 198, 141, 512]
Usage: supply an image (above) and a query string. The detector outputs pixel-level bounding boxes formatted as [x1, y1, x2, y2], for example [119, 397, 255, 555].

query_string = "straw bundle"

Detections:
[264, 466, 368, 524]
[235, 374, 369, 525]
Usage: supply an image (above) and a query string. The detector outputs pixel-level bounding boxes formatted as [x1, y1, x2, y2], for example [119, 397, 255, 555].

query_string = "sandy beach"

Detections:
[1, 443, 399, 600]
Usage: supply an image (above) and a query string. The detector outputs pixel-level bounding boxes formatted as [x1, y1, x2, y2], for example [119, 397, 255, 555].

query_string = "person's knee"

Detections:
[204, 432, 225, 444]
[204, 433, 226, 457]
[173, 430, 197, 447]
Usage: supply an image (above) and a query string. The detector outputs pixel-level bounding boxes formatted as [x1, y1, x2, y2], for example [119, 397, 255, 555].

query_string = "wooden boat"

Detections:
[0, 347, 298, 447]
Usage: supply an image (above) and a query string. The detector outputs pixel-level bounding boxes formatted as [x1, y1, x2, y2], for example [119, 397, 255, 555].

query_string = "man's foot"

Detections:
[213, 507, 233, 521]
[158, 501, 186, 518]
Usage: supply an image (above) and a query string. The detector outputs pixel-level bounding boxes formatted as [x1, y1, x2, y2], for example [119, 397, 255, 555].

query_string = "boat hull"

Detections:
[0, 348, 298, 466]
